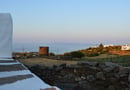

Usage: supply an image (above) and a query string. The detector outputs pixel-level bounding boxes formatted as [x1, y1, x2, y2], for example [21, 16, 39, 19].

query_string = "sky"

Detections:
[0, 0, 130, 45]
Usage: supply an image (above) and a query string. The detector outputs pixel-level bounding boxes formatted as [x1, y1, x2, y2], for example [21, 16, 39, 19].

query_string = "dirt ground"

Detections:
[17, 54, 118, 67]
[18, 58, 78, 67]
[83, 54, 117, 59]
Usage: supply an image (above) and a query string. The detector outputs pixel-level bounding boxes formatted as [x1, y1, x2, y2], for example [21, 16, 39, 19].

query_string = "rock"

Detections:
[59, 63, 66, 69]
[78, 80, 90, 89]
[128, 73, 130, 82]
[75, 77, 82, 82]
[118, 70, 129, 78]
[81, 76, 86, 80]
[100, 62, 119, 72]
[104, 62, 118, 67]
[29, 62, 130, 90]
[86, 75, 96, 82]
[120, 81, 127, 85]
[119, 73, 128, 77]
[89, 66, 100, 71]
[109, 77, 118, 84]
[98, 63, 106, 68]
[125, 88, 130, 90]
[63, 73, 75, 82]
[31, 64, 45, 70]
[55, 66, 63, 71]
[78, 80, 88, 86]
[78, 61, 98, 66]
[107, 85, 116, 90]
[96, 72, 105, 80]
[73, 69, 77, 73]
[114, 74, 120, 79]
[73, 85, 86, 90]
[118, 67, 130, 78]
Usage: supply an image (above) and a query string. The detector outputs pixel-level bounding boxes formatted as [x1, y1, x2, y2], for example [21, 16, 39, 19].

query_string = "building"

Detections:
[103, 44, 113, 47]
[39, 47, 49, 56]
[121, 44, 130, 50]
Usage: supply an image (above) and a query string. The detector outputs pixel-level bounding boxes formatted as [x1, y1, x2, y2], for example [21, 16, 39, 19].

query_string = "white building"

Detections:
[103, 44, 114, 47]
[121, 44, 130, 50]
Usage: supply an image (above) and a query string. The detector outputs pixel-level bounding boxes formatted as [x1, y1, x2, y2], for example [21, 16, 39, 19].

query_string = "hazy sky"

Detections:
[0, 0, 130, 44]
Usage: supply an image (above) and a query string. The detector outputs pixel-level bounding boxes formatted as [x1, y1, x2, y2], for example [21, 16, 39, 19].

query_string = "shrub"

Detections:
[49, 53, 55, 56]
[70, 51, 85, 58]
[87, 53, 99, 57]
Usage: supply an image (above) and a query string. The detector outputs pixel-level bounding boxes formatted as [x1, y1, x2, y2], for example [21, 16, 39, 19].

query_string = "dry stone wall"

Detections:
[30, 61, 130, 90]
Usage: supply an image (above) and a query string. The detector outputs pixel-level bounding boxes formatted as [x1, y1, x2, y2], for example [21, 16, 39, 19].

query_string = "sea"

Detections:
[13, 43, 98, 54]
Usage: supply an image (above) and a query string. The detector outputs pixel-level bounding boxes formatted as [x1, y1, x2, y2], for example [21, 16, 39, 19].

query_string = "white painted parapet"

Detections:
[0, 13, 13, 60]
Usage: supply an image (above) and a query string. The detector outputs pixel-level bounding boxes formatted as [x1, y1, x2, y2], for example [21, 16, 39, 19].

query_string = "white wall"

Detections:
[0, 13, 13, 59]
[121, 45, 130, 50]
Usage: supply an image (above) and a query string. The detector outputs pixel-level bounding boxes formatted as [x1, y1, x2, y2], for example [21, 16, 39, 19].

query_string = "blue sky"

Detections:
[0, 0, 130, 45]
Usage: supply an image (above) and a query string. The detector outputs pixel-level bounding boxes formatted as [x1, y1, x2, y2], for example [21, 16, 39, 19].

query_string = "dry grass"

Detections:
[18, 58, 78, 66]
[83, 54, 117, 59]
[109, 50, 130, 56]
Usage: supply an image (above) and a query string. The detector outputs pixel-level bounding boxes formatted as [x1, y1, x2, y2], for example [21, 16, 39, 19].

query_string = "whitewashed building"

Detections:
[121, 44, 130, 50]
[103, 44, 114, 47]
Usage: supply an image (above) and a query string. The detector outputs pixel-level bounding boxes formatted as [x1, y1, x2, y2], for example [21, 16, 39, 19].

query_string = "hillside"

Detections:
[64, 45, 122, 58]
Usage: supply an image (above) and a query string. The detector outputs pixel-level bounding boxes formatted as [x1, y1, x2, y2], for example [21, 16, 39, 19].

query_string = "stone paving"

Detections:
[0, 60, 33, 85]
[0, 60, 60, 90]
[0, 74, 33, 85]
[0, 64, 27, 71]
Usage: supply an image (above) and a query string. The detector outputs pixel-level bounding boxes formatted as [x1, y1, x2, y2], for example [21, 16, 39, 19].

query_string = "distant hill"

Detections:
[64, 45, 122, 57]
[80, 45, 121, 56]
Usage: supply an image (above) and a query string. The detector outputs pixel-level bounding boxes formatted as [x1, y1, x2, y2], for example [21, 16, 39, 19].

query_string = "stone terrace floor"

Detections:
[0, 60, 59, 90]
